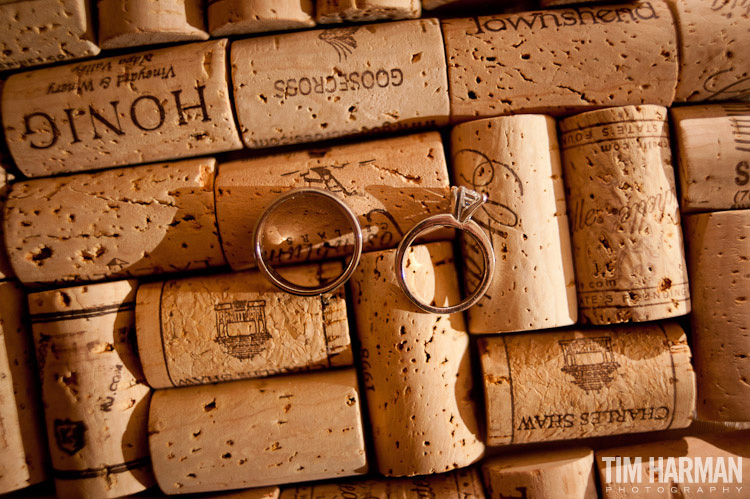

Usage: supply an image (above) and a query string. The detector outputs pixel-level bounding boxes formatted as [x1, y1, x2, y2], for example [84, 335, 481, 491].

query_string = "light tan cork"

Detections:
[451, 114, 577, 333]
[279, 468, 485, 498]
[2, 39, 242, 177]
[423, 0, 508, 9]
[98, 0, 209, 50]
[215, 132, 451, 270]
[351, 241, 485, 476]
[668, 0, 750, 103]
[316, 0, 421, 23]
[28, 280, 154, 497]
[685, 210, 750, 422]
[0, 0, 99, 71]
[136, 261, 352, 389]
[560, 105, 690, 325]
[479, 321, 695, 446]
[483, 447, 597, 499]
[0, 281, 48, 494]
[201, 487, 280, 499]
[3, 157, 225, 286]
[149, 368, 368, 494]
[672, 103, 750, 212]
[441, 1, 678, 121]
[0, 162, 14, 281]
[207, 0, 315, 37]
[596, 431, 750, 498]
[230, 19, 449, 149]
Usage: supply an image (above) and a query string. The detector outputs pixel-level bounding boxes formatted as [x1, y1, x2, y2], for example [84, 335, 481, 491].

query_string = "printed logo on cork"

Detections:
[558, 337, 620, 392]
[319, 27, 360, 61]
[214, 300, 272, 360]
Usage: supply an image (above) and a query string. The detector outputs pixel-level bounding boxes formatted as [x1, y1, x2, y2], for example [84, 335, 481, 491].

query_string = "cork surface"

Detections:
[2, 39, 242, 177]
[28, 280, 154, 497]
[483, 447, 597, 499]
[351, 242, 485, 476]
[479, 321, 695, 446]
[451, 114, 577, 333]
[560, 105, 690, 324]
[98, 0, 209, 49]
[0, 0, 99, 71]
[316, 0, 421, 23]
[0, 163, 13, 280]
[672, 103, 750, 212]
[208, 0, 314, 36]
[3, 157, 225, 286]
[0, 281, 47, 494]
[231, 19, 449, 149]
[686, 210, 750, 422]
[441, 1, 678, 121]
[136, 262, 352, 389]
[149, 368, 368, 494]
[202, 487, 281, 499]
[215, 132, 451, 270]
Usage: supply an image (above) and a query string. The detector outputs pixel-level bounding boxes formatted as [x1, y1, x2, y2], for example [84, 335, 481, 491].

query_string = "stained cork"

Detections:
[479, 321, 695, 446]
[672, 103, 750, 212]
[441, 1, 678, 121]
[29, 280, 154, 497]
[0, 162, 13, 281]
[136, 262, 352, 389]
[230, 19, 449, 149]
[451, 115, 577, 333]
[685, 210, 750, 422]
[215, 132, 451, 270]
[560, 105, 690, 324]
[149, 368, 368, 494]
[208, 0, 315, 36]
[3, 157, 225, 286]
[2, 39, 242, 177]
[98, 0, 209, 49]
[483, 447, 597, 499]
[0, 282, 47, 494]
[316, 0, 421, 23]
[351, 242, 485, 476]
[0, 0, 99, 71]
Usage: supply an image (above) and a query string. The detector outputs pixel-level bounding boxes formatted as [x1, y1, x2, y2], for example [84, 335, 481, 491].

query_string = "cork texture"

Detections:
[686, 210, 750, 422]
[560, 105, 690, 324]
[441, 1, 678, 121]
[0, 163, 13, 280]
[3, 157, 225, 286]
[351, 242, 485, 476]
[149, 368, 368, 494]
[29, 280, 154, 497]
[479, 322, 695, 446]
[98, 0, 209, 50]
[136, 262, 352, 389]
[208, 0, 314, 36]
[2, 39, 242, 177]
[672, 103, 750, 212]
[451, 114, 577, 333]
[231, 19, 449, 149]
[203, 487, 281, 499]
[316, 0, 421, 23]
[215, 132, 451, 270]
[0, 0, 99, 71]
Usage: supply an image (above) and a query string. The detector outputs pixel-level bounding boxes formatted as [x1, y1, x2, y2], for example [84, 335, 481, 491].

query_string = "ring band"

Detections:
[253, 188, 364, 296]
[395, 186, 495, 314]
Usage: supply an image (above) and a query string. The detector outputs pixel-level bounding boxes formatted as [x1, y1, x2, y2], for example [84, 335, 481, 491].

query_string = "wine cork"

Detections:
[441, 1, 678, 121]
[149, 368, 368, 494]
[669, 0, 750, 103]
[98, 0, 209, 49]
[351, 241, 485, 476]
[136, 261, 352, 389]
[2, 39, 242, 177]
[422, 0, 509, 9]
[316, 0, 421, 23]
[451, 115, 577, 334]
[0, 281, 48, 494]
[3, 157, 225, 286]
[230, 19, 449, 149]
[207, 0, 315, 36]
[0, 163, 14, 281]
[215, 132, 451, 270]
[203, 487, 281, 499]
[0, 0, 99, 71]
[279, 468, 485, 498]
[29, 280, 154, 498]
[685, 210, 750, 422]
[479, 321, 695, 446]
[672, 103, 750, 212]
[560, 105, 690, 325]
[483, 447, 596, 499]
